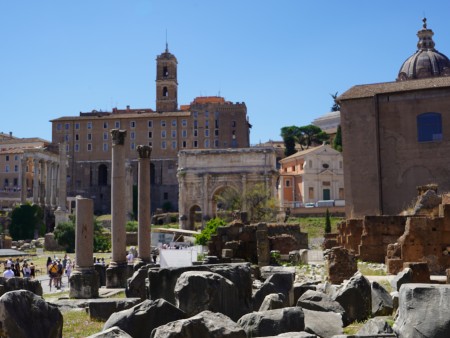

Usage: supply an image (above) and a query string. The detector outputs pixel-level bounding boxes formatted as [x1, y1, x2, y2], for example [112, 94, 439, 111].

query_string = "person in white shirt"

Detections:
[126, 251, 134, 265]
[3, 267, 14, 279]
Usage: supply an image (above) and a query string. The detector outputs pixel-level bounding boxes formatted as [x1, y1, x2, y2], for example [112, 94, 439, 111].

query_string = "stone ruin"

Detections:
[326, 185, 450, 276]
[208, 221, 308, 264]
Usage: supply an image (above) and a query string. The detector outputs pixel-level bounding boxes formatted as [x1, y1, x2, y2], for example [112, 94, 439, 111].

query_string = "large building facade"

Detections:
[51, 46, 251, 214]
[339, 19, 450, 217]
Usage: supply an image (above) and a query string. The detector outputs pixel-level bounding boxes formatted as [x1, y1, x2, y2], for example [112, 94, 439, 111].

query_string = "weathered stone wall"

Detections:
[337, 219, 363, 253]
[208, 222, 308, 263]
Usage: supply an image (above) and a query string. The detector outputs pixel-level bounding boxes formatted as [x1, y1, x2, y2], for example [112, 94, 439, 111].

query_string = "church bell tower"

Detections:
[156, 44, 178, 112]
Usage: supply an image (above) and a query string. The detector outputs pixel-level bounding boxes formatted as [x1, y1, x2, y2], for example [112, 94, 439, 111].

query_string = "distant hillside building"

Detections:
[51, 46, 251, 214]
[339, 19, 450, 217]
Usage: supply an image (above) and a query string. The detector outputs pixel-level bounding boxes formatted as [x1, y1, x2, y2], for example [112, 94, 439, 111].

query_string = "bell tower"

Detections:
[156, 44, 178, 112]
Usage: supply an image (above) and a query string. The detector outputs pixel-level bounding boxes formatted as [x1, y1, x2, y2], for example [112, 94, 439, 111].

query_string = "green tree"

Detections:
[54, 217, 111, 253]
[281, 126, 301, 156]
[9, 203, 44, 240]
[298, 125, 329, 150]
[333, 125, 343, 152]
[330, 92, 340, 112]
[195, 217, 227, 245]
[215, 187, 242, 211]
[324, 209, 332, 234]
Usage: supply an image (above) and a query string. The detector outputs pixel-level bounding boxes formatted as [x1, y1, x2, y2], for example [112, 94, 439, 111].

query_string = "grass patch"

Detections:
[287, 216, 343, 239]
[63, 310, 104, 337]
[343, 320, 366, 334]
[357, 261, 386, 276]
[96, 214, 111, 222]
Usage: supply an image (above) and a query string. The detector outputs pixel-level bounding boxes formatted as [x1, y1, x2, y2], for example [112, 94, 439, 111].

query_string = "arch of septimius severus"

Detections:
[177, 147, 279, 230]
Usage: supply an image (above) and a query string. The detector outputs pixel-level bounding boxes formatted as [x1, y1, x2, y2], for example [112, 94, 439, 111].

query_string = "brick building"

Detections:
[51, 46, 251, 214]
[338, 19, 450, 217]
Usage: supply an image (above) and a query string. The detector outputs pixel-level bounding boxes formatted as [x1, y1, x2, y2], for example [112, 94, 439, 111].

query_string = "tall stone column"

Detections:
[256, 222, 270, 267]
[202, 174, 209, 226]
[39, 160, 46, 205]
[51, 163, 58, 207]
[125, 161, 133, 220]
[69, 196, 99, 298]
[20, 157, 27, 204]
[106, 129, 128, 288]
[32, 158, 39, 204]
[54, 144, 69, 227]
[45, 160, 52, 206]
[137, 145, 152, 263]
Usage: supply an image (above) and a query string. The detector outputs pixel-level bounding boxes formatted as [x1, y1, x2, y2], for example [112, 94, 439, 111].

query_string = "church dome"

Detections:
[397, 18, 450, 81]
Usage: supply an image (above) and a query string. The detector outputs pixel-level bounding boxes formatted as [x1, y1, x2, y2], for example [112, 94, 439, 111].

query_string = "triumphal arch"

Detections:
[177, 147, 278, 229]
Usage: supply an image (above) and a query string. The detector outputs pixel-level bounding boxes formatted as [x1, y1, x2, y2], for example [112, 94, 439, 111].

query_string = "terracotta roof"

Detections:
[279, 144, 340, 163]
[338, 76, 450, 101]
[0, 137, 49, 145]
[191, 96, 226, 104]
[0, 148, 24, 155]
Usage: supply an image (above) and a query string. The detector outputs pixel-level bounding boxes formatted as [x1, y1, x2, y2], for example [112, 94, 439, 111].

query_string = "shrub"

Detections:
[10, 203, 43, 240]
[126, 220, 138, 232]
[194, 217, 226, 246]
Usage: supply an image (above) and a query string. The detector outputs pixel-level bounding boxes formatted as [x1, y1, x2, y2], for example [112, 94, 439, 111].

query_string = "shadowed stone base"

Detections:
[106, 263, 128, 288]
[69, 269, 99, 299]
[54, 209, 69, 228]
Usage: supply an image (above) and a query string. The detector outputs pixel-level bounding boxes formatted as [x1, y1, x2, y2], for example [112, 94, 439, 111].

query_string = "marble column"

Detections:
[125, 161, 133, 220]
[137, 145, 152, 263]
[32, 158, 39, 204]
[69, 196, 99, 298]
[106, 129, 128, 288]
[39, 160, 46, 205]
[54, 144, 69, 227]
[51, 163, 58, 208]
[45, 160, 52, 206]
[20, 157, 27, 204]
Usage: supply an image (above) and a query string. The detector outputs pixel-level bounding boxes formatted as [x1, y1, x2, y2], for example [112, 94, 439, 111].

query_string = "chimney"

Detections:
[126, 105, 130, 111]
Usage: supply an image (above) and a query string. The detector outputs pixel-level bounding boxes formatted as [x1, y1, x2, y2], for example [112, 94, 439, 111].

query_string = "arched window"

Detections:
[98, 164, 108, 186]
[417, 112, 442, 142]
[163, 66, 168, 77]
[163, 87, 168, 97]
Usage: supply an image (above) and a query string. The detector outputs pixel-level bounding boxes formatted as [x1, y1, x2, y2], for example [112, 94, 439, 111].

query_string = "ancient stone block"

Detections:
[324, 247, 357, 284]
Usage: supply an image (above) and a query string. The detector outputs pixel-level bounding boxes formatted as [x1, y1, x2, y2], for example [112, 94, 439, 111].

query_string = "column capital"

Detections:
[111, 129, 127, 145]
[136, 145, 152, 159]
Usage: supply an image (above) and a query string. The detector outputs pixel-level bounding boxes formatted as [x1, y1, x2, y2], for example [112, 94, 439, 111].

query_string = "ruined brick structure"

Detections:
[324, 246, 357, 284]
[208, 222, 308, 264]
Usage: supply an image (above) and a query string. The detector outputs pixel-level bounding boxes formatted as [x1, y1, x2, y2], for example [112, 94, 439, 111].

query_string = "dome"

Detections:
[397, 18, 450, 81]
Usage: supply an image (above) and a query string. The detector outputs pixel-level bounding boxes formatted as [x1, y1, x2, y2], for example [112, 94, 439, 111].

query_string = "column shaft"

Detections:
[137, 145, 152, 262]
[75, 197, 94, 269]
[20, 157, 27, 203]
[57, 143, 67, 211]
[33, 158, 39, 204]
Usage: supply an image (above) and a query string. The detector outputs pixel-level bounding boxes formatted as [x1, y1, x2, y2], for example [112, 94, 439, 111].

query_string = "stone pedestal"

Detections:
[106, 263, 129, 288]
[69, 196, 99, 298]
[69, 269, 99, 298]
[256, 223, 270, 267]
[54, 208, 69, 228]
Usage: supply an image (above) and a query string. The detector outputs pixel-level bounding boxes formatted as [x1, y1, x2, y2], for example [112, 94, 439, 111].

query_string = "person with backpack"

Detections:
[48, 260, 58, 291]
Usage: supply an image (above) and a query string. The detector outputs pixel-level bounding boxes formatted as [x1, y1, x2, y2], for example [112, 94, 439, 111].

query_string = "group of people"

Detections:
[3, 258, 35, 279]
[46, 254, 73, 290]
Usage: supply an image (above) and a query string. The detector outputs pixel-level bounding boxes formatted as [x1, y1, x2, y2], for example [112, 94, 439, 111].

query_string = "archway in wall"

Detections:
[212, 185, 240, 220]
[188, 205, 202, 230]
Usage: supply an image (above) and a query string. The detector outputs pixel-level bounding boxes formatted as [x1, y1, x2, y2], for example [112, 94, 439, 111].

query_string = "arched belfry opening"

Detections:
[163, 87, 169, 97]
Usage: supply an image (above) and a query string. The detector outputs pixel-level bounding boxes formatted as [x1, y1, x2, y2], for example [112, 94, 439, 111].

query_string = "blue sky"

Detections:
[1, 1, 450, 144]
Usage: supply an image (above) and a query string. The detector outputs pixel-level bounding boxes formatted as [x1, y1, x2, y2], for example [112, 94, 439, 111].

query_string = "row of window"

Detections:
[3, 165, 19, 173]
[72, 138, 222, 152]
[56, 118, 234, 131]
[3, 155, 19, 161]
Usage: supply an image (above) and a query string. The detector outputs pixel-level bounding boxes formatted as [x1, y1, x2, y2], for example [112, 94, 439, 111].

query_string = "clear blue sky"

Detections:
[2, 1, 450, 144]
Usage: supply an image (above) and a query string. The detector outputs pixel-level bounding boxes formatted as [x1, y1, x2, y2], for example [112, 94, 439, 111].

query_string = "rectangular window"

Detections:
[103, 132, 108, 140]
[75, 123, 80, 130]
[57, 123, 62, 131]
[75, 144, 80, 152]
[193, 140, 198, 148]
[161, 120, 166, 127]
[103, 122, 108, 129]
[323, 181, 331, 186]
[204, 139, 209, 148]
[130, 121, 136, 128]
[87, 122, 92, 129]
[182, 130, 187, 138]
[161, 130, 166, 138]
[5, 156, 9, 161]
[161, 141, 166, 149]
[131, 131, 135, 140]
[5, 165, 10, 173]
[172, 119, 177, 127]
[215, 119, 219, 128]
[182, 141, 187, 148]
[285, 179, 291, 187]
[214, 129, 219, 136]
[148, 120, 153, 128]
[65, 134, 69, 141]
[148, 131, 153, 138]
[214, 139, 219, 148]
[205, 111, 209, 118]
[87, 143, 92, 151]
[194, 130, 198, 137]
[65, 123, 70, 130]
[75, 134, 79, 141]
[148, 141, 152, 147]
[172, 141, 177, 149]
[103, 143, 108, 152]
[87, 133, 92, 141]
[417, 112, 442, 142]
[14, 155, 18, 161]
[232, 120, 236, 127]
[14, 165, 18, 172]
[205, 129, 209, 137]
[205, 120, 209, 129]
[194, 120, 198, 129]
[131, 142, 135, 150]
[171, 130, 176, 138]
[115, 121, 120, 128]
[163, 192, 169, 200]
[182, 119, 187, 127]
